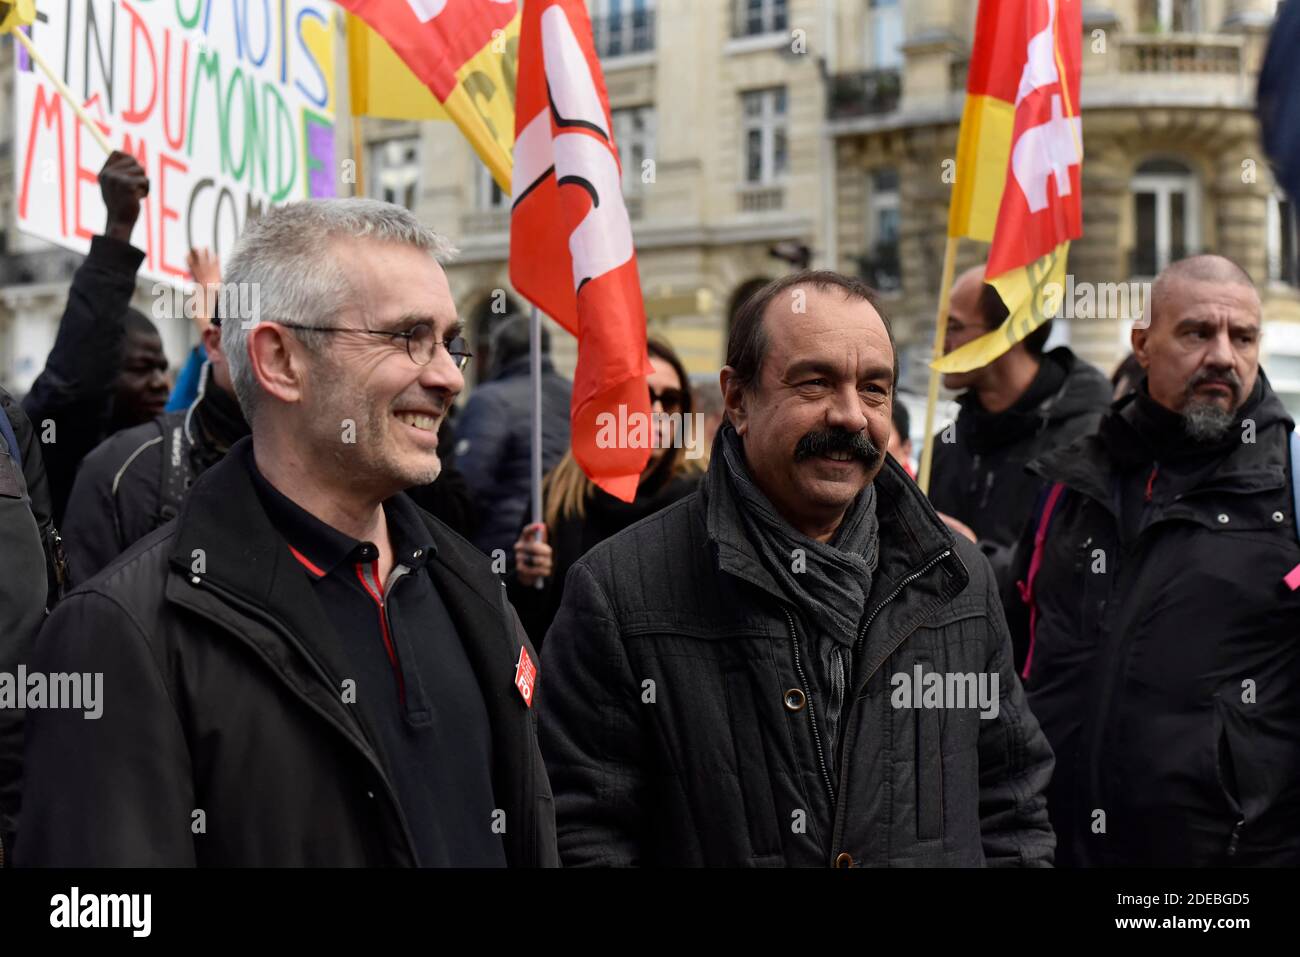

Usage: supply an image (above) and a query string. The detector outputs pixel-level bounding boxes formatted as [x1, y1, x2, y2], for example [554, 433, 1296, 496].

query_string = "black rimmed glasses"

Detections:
[282, 321, 473, 370]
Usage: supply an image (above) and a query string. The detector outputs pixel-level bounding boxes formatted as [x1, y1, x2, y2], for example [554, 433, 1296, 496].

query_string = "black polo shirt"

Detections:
[249, 460, 506, 867]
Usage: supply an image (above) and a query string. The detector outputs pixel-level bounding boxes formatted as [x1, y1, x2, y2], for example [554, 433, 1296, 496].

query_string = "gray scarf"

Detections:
[717, 425, 879, 762]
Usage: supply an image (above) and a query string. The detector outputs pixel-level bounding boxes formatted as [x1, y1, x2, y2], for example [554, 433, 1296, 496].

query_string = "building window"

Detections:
[861, 168, 901, 293]
[1268, 188, 1299, 286]
[867, 0, 903, 69]
[591, 0, 655, 58]
[370, 138, 420, 210]
[741, 87, 788, 185]
[1131, 159, 1199, 277]
[612, 106, 655, 195]
[1138, 0, 1202, 32]
[734, 0, 787, 38]
[475, 163, 508, 211]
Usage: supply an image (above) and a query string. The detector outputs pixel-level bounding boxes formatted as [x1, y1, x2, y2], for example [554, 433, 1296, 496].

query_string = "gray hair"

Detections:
[221, 198, 457, 420]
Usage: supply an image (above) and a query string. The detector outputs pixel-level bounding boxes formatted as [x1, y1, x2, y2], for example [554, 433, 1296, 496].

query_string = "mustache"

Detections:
[793, 428, 883, 466]
[1186, 367, 1242, 400]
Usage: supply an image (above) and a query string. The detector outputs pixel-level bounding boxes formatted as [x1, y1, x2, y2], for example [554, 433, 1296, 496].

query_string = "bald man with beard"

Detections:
[1007, 254, 1300, 867]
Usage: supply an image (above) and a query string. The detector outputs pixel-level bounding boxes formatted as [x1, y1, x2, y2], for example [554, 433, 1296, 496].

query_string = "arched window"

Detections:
[1130, 158, 1199, 277]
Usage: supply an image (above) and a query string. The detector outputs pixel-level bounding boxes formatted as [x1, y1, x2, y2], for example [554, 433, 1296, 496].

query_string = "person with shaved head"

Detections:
[1006, 254, 1300, 867]
[928, 266, 1111, 589]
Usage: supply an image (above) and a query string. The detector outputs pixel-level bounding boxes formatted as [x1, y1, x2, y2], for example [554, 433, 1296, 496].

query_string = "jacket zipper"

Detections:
[782, 607, 835, 806]
[185, 576, 422, 863]
[784, 547, 953, 862]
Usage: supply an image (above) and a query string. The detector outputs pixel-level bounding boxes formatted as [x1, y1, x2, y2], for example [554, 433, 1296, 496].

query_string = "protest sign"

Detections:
[13, 0, 338, 285]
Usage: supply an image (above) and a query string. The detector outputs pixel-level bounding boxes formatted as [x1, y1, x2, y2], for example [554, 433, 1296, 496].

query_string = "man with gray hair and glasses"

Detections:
[17, 199, 557, 867]
[1006, 254, 1300, 867]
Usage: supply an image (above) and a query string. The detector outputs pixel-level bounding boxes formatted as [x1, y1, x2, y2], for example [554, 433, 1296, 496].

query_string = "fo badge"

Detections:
[515, 646, 537, 707]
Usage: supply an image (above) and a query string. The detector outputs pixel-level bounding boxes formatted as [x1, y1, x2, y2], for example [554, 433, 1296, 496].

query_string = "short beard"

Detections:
[1181, 398, 1234, 442]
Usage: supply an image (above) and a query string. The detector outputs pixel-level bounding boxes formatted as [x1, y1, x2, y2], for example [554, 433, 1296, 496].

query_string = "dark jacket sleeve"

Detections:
[21, 235, 146, 523]
[1002, 511, 1037, 674]
[536, 560, 647, 866]
[1, 389, 64, 608]
[15, 588, 197, 866]
[973, 551, 1056, 867]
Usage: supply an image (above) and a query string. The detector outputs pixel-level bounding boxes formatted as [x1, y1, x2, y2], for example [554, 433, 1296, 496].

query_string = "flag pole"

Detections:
[352, 117, 366, 198]
[12, 29, 112, 155]
[917, 235, 960, 495]
[529, 304, 545, 589]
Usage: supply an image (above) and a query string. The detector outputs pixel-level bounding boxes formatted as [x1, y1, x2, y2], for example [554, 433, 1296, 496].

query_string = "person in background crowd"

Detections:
[0, 387, 62, 867]
[1110, 351, 1143, 400]
[59, 252, 249, 585]
[510, 338, 703, 647]
[692, 372, 726, 458]
[21, 152, 154, 524]
[162, 248, 224, 413]
[1007, 254, 1300, 867]
[887, 399, 915, 478]
[454, 314, 571, 565]
[17, 199, 556, 867]
[538, 271, 1054, 867]
[928, 266, 1111, 587]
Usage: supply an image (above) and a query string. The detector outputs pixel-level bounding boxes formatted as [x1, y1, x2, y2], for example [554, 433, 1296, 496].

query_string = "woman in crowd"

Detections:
[509, 338, 706, 646]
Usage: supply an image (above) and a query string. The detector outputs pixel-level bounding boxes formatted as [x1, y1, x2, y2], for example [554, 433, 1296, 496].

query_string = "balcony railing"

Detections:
[827, 68, 902, 120]
[1119, 35, 1243, 75]
[460, 209, 510, 235]
[592, 9, 656, 59]
[0, 248, 82, 286]
[738, 186, 784, 213]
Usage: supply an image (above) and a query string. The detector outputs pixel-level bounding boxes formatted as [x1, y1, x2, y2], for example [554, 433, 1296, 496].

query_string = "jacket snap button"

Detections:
[190, 575, 201, 585]
[1274, 511, 1285, 523]
[834, 852, 854, 868]
[783, 688, 807, 712]
[1217, 513, 1230, 524]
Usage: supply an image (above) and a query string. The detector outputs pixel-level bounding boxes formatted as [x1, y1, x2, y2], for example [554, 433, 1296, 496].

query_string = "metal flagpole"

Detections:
[529, 304, 545, 589]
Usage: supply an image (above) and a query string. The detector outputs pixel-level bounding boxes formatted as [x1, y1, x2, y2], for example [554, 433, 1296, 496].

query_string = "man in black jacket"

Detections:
[17, 199, 557, 867]
[60, 310, 248, 586]
[1007, 254, 1300, 867]
[539, 271, 1054, 867]
[21, 151, 155, 524]
[454, 315, 571, 564]
[929, 267, 1111, 587]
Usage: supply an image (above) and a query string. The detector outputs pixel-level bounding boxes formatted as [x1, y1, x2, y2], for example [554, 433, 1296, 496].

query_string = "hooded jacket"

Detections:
[929, 347, 1111, 587]
[538, 447, 1055, 867]
[15, 438, 558, 867]
[1006, 371, 1300, 867]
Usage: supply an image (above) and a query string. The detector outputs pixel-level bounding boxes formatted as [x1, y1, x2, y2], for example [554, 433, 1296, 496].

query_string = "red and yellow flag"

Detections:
[335, 0, 519, 192]
[937, 0, 1083, 373]
[509, 0, 652, 502]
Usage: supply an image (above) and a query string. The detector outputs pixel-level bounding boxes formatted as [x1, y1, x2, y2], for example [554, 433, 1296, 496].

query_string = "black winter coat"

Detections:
[455, 356, 571, 563]
[21, 236, 145, 524]
[1006, 374, 1300, 867]
[539, 453, 1055, 867]
[929, 348, 1111, 588]
[16, 439, 558, 866]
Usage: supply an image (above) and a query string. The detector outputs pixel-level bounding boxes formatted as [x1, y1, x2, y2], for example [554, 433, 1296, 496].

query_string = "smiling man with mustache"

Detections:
[17, 200, 556, 867]
[539, 270, 1055, 867]
[1007, 254, 1300, 867]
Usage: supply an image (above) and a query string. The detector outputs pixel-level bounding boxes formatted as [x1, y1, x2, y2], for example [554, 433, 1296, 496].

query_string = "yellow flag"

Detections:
[347, 13, 446, 122]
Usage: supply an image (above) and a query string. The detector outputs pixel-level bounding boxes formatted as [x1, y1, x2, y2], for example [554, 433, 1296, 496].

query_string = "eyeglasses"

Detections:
[649, 386, 686, 413]
[281, 322, 473, 370]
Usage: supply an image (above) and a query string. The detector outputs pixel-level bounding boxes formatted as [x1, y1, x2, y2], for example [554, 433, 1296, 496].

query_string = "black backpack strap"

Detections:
[157, 414, 197, 524]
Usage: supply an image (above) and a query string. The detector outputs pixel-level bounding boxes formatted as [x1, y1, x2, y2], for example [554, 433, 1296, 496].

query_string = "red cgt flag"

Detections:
[509, 0, 652, 503]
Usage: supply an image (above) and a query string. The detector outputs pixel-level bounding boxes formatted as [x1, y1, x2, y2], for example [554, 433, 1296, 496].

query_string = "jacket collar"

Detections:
[1032, 368, 1295, 508]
